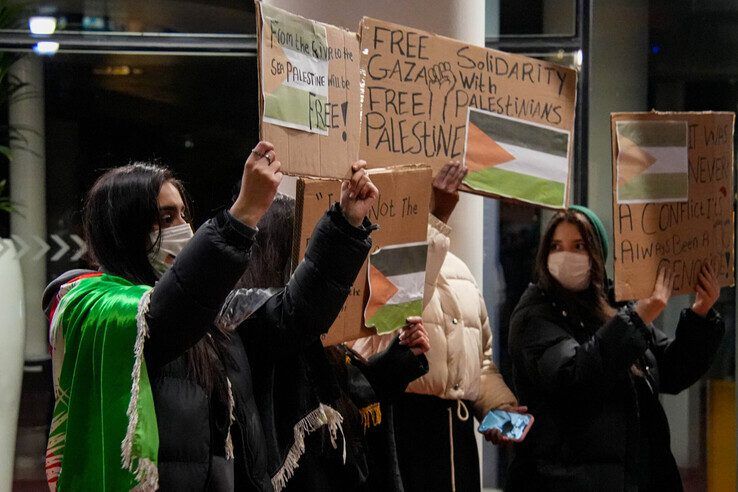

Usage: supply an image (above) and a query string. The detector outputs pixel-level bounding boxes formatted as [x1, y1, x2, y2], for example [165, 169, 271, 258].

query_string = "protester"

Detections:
[353, 161, 521, 492]
[506, 206, 725, 491]
[43, 143, 377, 491]
[218, 192, 430, 491]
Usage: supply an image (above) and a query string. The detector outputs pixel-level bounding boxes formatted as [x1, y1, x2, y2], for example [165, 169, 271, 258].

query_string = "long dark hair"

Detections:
[84, 164, 228, 397]
[535, 209, 614, 323]
[235, 192, 295, 289]
[234, 194, 350, 415]
[84, 163, 190, 286]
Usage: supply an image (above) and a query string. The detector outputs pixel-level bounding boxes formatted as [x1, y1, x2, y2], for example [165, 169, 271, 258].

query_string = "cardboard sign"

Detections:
[611, 112, 735, 301]
[256, 1, 360, 178]
[358, 17, 577, 206]
[293, 165, 432, 345]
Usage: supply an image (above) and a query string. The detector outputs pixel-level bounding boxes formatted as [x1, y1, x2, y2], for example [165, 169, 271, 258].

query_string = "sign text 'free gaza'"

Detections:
[359, 17, 577, 175]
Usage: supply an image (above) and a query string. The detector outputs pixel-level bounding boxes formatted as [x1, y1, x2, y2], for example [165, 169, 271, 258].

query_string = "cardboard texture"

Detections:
[294, 165, 432, 345]
[358, 16, 577, 205]
[256, 1, 360, 178]
[611, 112, 735, 301]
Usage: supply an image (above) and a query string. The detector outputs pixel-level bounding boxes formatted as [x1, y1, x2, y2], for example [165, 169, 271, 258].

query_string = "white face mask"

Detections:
[547, 251, 591, 292]
[149, 222, 194, 276]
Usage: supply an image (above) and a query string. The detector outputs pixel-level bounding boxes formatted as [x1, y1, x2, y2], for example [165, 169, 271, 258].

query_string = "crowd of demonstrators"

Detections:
[42, 143, 725, 492]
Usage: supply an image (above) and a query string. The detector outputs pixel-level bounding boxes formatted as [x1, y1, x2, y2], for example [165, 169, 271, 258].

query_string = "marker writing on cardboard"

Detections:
[368, 194, 420, 221]
[613, 118, 734, 299]
[362, 23, 569, 161]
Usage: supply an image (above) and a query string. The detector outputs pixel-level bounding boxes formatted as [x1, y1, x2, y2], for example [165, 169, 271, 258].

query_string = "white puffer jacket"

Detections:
[353, 214, 516, 419]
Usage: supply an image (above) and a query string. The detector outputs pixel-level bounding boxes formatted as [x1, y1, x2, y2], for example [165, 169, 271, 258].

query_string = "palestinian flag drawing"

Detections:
[260, 3, 329, 135]
[365, 242, 428, 334]
[463, 107, 570, 208]
[616, 120, 688, 203]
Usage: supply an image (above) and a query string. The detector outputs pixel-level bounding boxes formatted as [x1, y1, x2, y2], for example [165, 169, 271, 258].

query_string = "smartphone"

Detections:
[477, 409, 534, 442]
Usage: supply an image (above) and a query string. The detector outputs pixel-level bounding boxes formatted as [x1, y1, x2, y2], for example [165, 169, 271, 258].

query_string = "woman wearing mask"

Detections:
[507, 206, 724, 491]
[43, 142, 378, 491]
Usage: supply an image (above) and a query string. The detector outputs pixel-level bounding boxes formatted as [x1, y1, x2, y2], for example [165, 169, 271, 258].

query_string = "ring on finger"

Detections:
[251, 149, 265, 159]
[265, 152, 274, 164]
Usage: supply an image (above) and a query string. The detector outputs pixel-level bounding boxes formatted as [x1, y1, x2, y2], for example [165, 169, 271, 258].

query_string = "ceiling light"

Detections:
[29, 16, 57, 35]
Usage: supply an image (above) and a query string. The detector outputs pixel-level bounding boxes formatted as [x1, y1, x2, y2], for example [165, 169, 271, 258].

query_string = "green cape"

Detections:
[46, 273, 159, 491]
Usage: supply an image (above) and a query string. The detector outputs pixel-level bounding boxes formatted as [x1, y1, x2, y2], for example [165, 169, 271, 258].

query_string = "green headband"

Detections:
[569, 205, 609, 261]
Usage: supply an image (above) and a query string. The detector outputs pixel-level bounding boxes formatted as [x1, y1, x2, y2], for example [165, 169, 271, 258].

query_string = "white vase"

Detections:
[0, 238, 26, 491]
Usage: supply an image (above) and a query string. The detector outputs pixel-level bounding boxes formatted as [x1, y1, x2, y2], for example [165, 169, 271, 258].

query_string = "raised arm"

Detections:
[240, 161, 378, 354]
[652, 263, 725, 394]
[425, 161, 466, 304]
[145, 141, 282, 368]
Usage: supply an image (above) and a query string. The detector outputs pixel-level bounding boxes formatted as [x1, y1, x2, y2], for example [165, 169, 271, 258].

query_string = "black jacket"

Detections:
[236, 205, 377, 491]
[44, 206, 371, 491]
[281, 337, 428, 491]
[507, 284, 724, 492]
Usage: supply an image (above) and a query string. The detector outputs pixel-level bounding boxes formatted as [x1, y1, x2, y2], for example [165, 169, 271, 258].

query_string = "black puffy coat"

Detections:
[45, 206, 371, 491]
[236, 205, 374, 491]
[507, 284, 724, 492]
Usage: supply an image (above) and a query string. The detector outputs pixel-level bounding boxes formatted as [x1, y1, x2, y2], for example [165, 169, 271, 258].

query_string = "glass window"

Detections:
[44, 52, 258, 233]
[7, 51, 258, 487]
[4, 0, 256, 35]
[487, 0, 577, 38]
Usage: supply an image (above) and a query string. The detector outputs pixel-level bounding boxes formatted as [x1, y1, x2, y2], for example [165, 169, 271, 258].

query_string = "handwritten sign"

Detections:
[256, 1, 360, 178]
[358, 17, 577, 196]
[293, 165, 432, 345]
[611, 112, 735, 301]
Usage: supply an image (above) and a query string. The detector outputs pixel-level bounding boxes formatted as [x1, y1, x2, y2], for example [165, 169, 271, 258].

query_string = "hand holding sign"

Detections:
[294, 166, 431, 346]
[341, 160, 379, 227]
[430, 160, 468, 223]
[230, 141, 283, 228]
[398, 316, 430, 356]
[692, 263, 720, 317]
[635, 263, 674, 324]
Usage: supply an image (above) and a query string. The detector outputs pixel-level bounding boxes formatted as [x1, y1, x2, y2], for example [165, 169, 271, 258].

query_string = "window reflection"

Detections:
[6, 0, 256, 35]
[487, 0, 577, 38]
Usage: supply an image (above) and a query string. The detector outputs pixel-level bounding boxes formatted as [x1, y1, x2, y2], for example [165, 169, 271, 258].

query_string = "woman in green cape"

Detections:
[43, 142, 379, 491]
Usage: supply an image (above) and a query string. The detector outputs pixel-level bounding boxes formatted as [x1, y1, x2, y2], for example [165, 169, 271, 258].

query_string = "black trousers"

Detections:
[393, 394, 480, 492]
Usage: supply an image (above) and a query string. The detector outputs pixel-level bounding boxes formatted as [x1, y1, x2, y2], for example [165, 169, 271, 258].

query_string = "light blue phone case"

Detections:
[478, 410, 534, 441]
